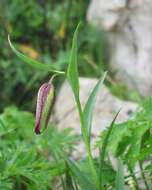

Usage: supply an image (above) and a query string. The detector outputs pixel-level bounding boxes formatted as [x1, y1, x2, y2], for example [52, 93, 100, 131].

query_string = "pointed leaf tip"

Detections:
[67, 23, 82, 101]
[83, 72, 107, 138]
[8, 35, 65, 74]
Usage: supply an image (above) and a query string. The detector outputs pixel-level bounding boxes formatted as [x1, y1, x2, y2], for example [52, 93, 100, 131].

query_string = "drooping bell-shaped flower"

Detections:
[35, 81, 54, 135]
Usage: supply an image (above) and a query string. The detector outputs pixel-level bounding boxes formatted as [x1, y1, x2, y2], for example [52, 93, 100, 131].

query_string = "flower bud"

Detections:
[35, 82, 54, 135]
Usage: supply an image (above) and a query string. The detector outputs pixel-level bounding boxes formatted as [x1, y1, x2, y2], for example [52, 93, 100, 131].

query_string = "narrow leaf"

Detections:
[62, 155, 97, 190]
[100, 110, 120, 187]
[83, 72, 107, 138]
[67, 23, 82, 101]
[8, 35, 64, 74]
[115, 158, 124, 190]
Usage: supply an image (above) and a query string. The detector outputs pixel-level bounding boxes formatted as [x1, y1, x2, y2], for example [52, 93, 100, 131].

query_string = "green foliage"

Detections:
[8, 35, 65, 75]
[1, 0, 106, 112]
[99, 111, 120, 188]
[115, 159, 124, 190]
[98, 98, 152, 167]
[3, 1, 152, 188]
[109, 82, 142, 103]
[8, 20, 152, 189]
[97, 97, 152, 188]
[67, 23, 102, 190]
[62, 156, 97, 190]
[8, 36, 55, 72]
[67, 23, 81, 102]
[83, 73, 107, 139]
[0, 106, 78, 190]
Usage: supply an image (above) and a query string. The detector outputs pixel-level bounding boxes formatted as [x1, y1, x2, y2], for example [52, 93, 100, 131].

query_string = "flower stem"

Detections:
[139, 161, 150, 190]
[126, 162, 140, 190]
[76, 99, 100, 190]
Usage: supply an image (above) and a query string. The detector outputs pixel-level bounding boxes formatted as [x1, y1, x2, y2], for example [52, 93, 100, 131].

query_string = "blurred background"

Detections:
[0, 2, 110, 189]
[0, 0, 108, 113]
[1, 1, 148, 190]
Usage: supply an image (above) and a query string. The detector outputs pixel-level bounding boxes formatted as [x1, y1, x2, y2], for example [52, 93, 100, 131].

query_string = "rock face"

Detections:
[54, 78, 137, 134]
[87, 0, 152, 96]
[53, 78, 137, 157]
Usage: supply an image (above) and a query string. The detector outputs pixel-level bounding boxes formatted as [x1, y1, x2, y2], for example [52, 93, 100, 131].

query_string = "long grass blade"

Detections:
[63, 155, 97, 190]
[83, 72, 107, 139]
[100, 110, 120, 187]
[8, 35, 64, 74]
[115, 158, 124, 190]
[66, 22, 82, 102]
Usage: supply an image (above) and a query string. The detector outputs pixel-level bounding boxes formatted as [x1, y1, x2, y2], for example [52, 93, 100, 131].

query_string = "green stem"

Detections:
[76, 98, 100, 190]
[139, 161, 150, 190]
[127, 162, 140, 190]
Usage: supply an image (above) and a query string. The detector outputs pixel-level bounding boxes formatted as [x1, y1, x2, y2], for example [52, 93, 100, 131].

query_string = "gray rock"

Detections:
[87, 0, 152, 96]
[53, 78, 137, 158]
